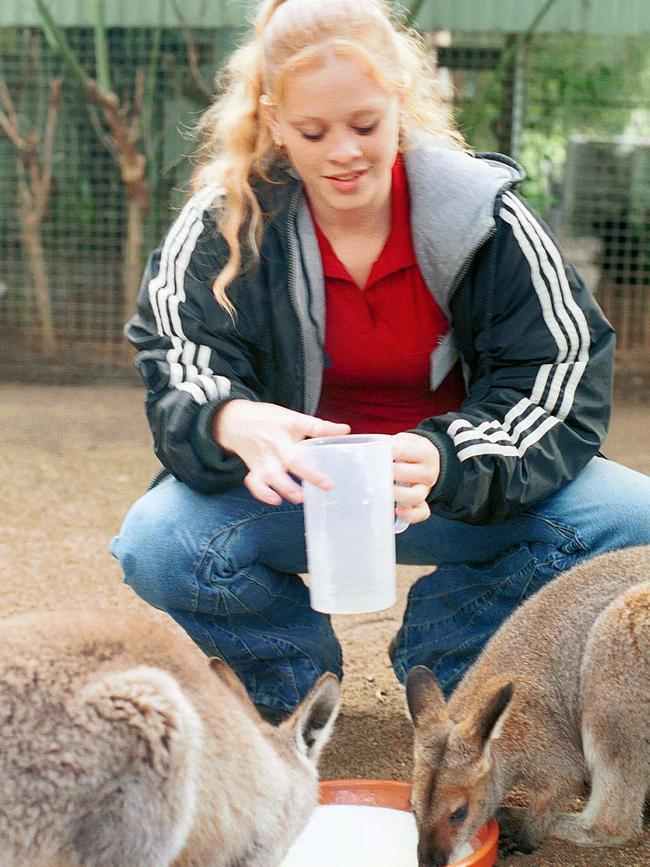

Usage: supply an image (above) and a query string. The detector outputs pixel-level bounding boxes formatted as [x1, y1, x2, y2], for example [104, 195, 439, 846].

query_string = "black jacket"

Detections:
[126, 140, 615, 524]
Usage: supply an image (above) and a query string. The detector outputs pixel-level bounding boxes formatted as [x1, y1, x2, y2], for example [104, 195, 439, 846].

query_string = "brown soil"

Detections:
[3, 382, 649, 866]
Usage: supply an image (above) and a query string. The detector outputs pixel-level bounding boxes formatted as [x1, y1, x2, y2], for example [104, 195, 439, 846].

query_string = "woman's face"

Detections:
[270, 53, 401, 225]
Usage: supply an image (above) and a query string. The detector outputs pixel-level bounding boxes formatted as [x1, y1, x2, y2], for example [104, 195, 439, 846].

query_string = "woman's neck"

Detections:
[308, 183, 392, 239]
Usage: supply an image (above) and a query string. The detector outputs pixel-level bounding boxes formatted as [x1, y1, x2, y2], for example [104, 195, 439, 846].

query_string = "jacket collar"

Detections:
[403, 139, 525, 317]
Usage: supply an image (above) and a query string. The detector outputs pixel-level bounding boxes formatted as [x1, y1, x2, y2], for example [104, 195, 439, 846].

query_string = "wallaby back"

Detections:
[0, 609, 340, 867]
[406, 545, 650, 864]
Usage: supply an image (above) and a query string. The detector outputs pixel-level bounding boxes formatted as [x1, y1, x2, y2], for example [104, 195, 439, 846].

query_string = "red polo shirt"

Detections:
[314, 156, 465, 435]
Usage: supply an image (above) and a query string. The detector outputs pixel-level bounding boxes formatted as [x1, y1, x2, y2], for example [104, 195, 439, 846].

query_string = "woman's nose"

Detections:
[328, 133, 363, 163]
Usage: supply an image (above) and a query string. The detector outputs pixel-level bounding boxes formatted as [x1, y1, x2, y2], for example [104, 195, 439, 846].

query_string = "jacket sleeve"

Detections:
[125, 190, 264, 493]
[413, 190, 616, 524]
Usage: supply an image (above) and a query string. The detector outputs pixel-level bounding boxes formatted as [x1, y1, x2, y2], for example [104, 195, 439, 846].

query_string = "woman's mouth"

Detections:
[324, 169, 368, 191]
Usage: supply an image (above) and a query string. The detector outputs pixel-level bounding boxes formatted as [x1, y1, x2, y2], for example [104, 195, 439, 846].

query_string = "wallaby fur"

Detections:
[0, 609, 340, 867]
[406, 545, 650, 866]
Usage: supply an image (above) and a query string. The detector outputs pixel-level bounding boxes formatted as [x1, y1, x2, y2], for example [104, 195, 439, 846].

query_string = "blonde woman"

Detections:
[112, 0, 650, 721]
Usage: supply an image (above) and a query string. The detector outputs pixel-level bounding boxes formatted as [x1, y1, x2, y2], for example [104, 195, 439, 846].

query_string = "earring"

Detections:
[274, 136, 284, 148]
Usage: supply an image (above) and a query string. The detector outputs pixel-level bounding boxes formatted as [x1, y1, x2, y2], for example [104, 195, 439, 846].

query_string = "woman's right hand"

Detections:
[213, 400, 351, 506]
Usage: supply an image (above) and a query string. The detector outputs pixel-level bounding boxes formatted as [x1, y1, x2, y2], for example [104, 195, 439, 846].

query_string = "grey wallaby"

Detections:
[0, 609, 340, 867]
[405, 544, 650, 867]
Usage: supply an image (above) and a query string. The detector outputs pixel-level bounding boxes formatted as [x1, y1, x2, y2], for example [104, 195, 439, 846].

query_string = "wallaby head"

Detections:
[209, 656, 341, 769]
[206, 657, 341, 863]
[406, 666, 514, 867]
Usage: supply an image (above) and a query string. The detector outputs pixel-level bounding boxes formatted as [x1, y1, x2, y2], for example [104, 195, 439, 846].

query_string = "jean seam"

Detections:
[398, 548, 577, 656]
[190, 508, 306, 616]
[222, 567, 312, 609]
[196, 506, 303, 574]
[402, 563, 535, 634]
[521, 511, 589, 554]
[211, 567, 324, 629]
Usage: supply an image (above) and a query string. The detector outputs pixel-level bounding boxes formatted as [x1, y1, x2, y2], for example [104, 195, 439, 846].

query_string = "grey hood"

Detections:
[404, 141, 525, 317]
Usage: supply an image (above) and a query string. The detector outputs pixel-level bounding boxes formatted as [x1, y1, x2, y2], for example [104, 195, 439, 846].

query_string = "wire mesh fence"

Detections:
[433, 30, 650, 373]
[1, 24, 649, 380]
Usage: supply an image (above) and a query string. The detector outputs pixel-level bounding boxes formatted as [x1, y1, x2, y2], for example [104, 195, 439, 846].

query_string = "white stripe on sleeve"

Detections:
[446, 195, 590, 462]
[146, 187, 237, 407]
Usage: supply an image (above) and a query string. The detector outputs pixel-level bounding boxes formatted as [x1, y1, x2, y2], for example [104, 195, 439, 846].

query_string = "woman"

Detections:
[112, 0, 650, 720]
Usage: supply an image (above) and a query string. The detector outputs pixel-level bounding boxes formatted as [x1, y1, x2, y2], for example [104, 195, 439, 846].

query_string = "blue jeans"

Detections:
[110, 457, 650, 714]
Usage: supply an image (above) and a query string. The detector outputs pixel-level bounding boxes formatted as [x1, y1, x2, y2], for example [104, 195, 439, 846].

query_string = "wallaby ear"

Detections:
[465, 677, 514, 754]
[290, 672, 341, 763]
[208, 657, 253, 708]
[405, 666, 449, 728]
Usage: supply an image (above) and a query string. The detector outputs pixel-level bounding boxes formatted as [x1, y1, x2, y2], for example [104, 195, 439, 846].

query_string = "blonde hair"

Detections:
[193, 0, 465, 314]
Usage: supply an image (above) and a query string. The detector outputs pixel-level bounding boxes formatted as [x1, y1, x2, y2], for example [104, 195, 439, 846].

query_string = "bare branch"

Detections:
[0, 110, 26, 151]
[34, 0, 89, 91]
[34, 0, 120, 114]
[0, 78, 30, 152]
[34, 77, 62, 221]
[171, 0, 213, 103]
[91, 0, 113, 94]
[86, 102, 119, 159]
[130, 67, 146, 139]
[141, 23, 162, 139]
[0, 77, 20, 130]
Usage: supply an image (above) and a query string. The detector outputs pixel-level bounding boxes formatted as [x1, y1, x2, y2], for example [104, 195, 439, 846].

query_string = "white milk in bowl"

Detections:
[278, 804, 475, 867]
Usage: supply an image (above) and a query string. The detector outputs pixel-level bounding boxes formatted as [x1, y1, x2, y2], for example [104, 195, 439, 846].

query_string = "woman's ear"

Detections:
[259, 96, 281, 145]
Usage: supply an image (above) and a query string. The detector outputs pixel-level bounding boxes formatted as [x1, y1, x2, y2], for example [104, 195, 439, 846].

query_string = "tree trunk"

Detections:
[97, 102, 148, 326]
[19, 207, 56, 356]
[123, 193, 146, 325]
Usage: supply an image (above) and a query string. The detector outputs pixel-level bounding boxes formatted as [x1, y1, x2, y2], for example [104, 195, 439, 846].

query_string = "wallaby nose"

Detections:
[422, 856, 449, 867]
[418, 843, 450, 867]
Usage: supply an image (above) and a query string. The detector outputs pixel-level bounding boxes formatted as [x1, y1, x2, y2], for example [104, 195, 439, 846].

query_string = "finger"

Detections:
[396, 500, 431, 525]
[393, 482, 430, 508]
[301, 417, 351, 439]
[393, 461, 432, 487]
[391, 431, 438, 462]
[244, 472, 283, 506]
[262, 465, 305, 504]
[287, 451, 334, 491]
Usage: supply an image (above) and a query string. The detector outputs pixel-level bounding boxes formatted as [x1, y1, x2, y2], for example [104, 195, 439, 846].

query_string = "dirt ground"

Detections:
[2, 381, 649, 866]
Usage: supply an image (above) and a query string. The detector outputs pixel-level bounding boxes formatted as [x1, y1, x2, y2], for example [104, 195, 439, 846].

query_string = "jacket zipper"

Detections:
[146, 467, 169, 491]
[448, 225, 496, 304]
[286, 185, 308, 411]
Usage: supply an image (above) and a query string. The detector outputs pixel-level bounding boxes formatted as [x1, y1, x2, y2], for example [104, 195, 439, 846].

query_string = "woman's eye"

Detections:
[355, 122, 378, 135]
[449, 804, 469, 824]
[302, 132, 324, 142]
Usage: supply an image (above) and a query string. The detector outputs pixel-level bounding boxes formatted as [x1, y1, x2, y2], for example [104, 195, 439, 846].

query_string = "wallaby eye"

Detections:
[449, 803, 469, 824]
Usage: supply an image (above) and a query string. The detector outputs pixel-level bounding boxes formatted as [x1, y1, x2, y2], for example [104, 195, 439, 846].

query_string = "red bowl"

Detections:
[319, 779, 498, 867]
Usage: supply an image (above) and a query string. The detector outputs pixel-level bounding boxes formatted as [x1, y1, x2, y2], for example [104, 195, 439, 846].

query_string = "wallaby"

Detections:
[0, 608, 340, 867]
[405, 544, 650, 867]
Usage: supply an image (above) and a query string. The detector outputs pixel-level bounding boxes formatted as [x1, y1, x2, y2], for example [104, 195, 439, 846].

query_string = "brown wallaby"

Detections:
[405, 545, 650, 867]
[0, 609, 340, 867]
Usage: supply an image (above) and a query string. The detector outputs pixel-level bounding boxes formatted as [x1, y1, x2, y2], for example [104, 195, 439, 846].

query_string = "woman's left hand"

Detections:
[391, 432, 440, 525]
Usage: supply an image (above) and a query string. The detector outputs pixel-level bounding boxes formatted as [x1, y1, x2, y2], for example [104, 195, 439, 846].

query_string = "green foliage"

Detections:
[456, 33, 650, 218]
[517, 130, 566, 214]
[525, 36, 650, 139]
